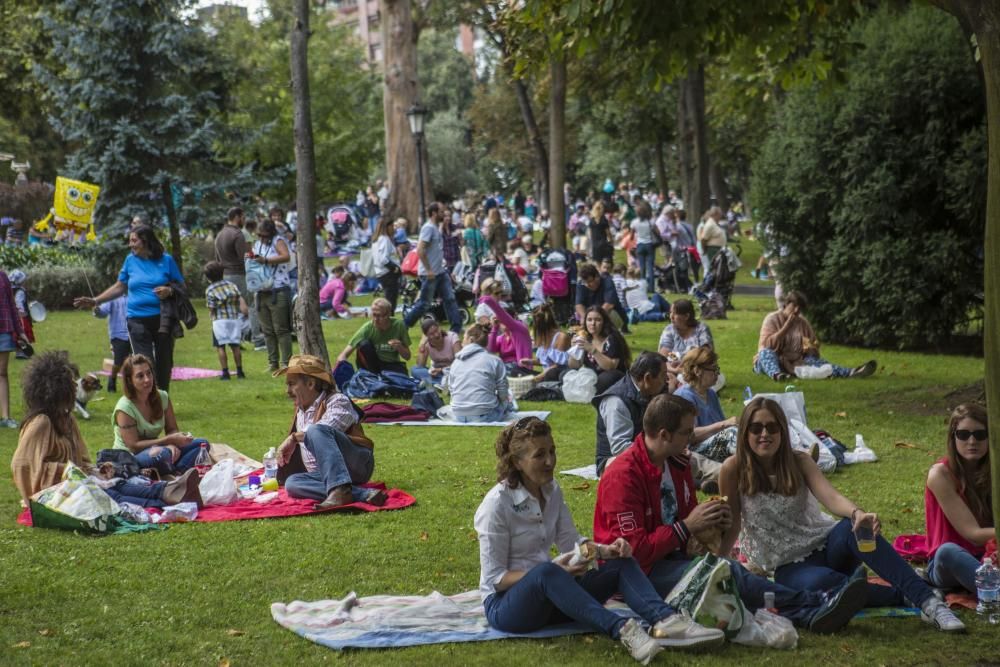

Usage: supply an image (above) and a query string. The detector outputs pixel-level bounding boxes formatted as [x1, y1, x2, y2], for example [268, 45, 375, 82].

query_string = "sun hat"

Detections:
[272, 354, 333, 385]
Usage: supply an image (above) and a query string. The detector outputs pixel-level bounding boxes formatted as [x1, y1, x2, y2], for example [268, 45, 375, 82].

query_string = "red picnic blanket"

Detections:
[17, 482, 415, 527]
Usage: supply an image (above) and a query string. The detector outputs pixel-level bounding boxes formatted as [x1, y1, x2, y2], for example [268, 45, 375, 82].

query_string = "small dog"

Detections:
[75, 373, 102, 420]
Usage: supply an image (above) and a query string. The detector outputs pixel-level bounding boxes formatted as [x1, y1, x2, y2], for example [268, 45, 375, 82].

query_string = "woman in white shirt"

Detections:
[474, 417, 724, 662]
[371, 216, 401, 313]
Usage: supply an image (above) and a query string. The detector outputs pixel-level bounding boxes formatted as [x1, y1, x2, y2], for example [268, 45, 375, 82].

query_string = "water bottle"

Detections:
[193, 443, 212, 475]
[975, 556, 1000, 624]
[263, 447, 278, 482]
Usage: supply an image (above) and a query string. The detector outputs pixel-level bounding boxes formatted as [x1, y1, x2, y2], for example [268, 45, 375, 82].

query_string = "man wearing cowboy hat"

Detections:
[273, 355, 386, 509]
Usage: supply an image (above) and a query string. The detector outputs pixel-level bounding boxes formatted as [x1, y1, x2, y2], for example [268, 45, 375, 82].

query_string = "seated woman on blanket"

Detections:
[718, 397, 965, 632]
[336, 297, 411, 375]
[753, 291, 876, 381]
[444, 325, 513, 423]
[672, 347, 737, 492]
[657, 299, 713, 378]
[924, 403, 995, 595]
[527, 303, 572, 384]
[12, 351, 201, 508]
[112, 354, 209, 477]
[474, 416, 724, 662]
[412, 316, 462, 386]
[567, 306, 631, 395]
[274, 354, 386, 509]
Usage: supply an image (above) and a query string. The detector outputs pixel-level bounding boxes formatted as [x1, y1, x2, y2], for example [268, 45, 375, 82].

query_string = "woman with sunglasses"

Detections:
[475, 417, 724, 663]
[718, 397, 966, 632]
[924, 403, 994, 595]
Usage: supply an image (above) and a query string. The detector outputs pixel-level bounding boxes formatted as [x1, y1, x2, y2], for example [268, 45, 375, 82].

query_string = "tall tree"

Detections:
[36, 0, 228, 264]
[929, 0, 1000, 540]
[289, 0, 328, 363]
[677, 65, 711, 217]
[380, 0, 432, 230]
[548, 54, 567, 248]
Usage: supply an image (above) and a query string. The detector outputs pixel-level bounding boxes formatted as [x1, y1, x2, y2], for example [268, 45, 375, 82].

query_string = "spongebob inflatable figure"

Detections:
[34, 176, 101, 243]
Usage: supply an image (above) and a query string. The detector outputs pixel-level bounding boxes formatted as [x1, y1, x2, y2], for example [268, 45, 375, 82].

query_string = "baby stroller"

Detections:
[475, 259, 530, 314]
[656, 245, 693, 294]
[400, 273, 473, 328]
[695, 246, 740, 310]
[537, 248, 575, 325]
[326, 204, 363, 247]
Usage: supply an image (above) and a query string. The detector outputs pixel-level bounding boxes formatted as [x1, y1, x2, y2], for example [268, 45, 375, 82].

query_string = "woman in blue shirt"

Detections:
[74, 226, 184, 390]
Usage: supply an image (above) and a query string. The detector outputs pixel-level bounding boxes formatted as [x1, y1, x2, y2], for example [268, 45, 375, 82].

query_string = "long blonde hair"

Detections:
[736, 397, 802, 497]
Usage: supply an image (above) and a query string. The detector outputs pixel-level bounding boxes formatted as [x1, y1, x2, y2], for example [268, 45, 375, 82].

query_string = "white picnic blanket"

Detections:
[559, 464, 599, 480]
[370, 410, 550, 427]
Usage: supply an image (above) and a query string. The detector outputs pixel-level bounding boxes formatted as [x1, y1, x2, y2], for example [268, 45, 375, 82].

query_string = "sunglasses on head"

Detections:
[954, 429, 988, 442]
[748, 422, 781, 435]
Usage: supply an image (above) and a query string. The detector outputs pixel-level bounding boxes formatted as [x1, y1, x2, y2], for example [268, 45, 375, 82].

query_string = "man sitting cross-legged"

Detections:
[593, 393, 867, 634]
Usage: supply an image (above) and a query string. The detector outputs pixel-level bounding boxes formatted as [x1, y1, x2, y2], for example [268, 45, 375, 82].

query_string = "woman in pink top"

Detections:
[412, 316, 462, 386]
[925, 403, 994, 594]
[477, 289, 532, 375]
[320, 268, 356, 319]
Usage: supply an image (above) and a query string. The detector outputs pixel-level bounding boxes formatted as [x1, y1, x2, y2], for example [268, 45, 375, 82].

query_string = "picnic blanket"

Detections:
[559, 464, 598, 480]
[369, 410, 551, 428]
[271, 589, 634, 650]
[98, 366, 223, 381]
[18, 483, 415, 527]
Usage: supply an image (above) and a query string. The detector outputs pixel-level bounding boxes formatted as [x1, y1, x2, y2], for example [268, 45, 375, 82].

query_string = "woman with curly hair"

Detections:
[924, 403, 994, 595]
[474, 416, 724, 662]
[11, 351, 199, 507]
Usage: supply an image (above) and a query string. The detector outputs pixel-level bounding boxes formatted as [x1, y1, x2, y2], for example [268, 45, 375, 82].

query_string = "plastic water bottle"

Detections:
[975, 556, 1000, 624]
[193, 443, 212, 475]
[263, 447, 278, 482]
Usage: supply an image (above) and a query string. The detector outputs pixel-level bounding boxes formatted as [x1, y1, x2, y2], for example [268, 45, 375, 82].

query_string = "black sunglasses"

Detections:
[954, 429, 988, 442]
[748, 422, 781, 435]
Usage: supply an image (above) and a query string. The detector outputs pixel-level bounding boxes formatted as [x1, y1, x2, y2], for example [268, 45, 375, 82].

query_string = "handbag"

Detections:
[245, 257, 275, 292]
[358, 248, 376, 278]
[400, 248, 421, 276]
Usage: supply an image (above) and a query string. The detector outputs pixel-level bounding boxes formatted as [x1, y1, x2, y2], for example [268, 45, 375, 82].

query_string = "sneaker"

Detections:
[236, 369, 246, 379]
[808, 573, 868, 633]
[774, 372, 792, 381]
[618, 618, 663, 665]
[809, 442, 820, 462]
[220, 370, 231, 381]
[0, 418, 18, 428]
[850, 360, 877, 378]
[920, 598, 966, 632]
[650, 613, 725, 649]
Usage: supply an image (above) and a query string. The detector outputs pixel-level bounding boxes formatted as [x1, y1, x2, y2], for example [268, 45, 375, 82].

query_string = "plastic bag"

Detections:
[666, 554, 747, 638]
[561, 368, 598, 404]
[747, 391, 807, 424]
[794, 364, 833, 380]
[37, 464, 120, 521]
[152, 502, 199, 523]
[843, 434, 878, 464]
[732, 609, 798, 649]
[198, 459, 239, 506]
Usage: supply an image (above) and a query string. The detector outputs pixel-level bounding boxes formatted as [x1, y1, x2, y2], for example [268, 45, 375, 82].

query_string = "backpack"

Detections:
[342, 369, 389, 398]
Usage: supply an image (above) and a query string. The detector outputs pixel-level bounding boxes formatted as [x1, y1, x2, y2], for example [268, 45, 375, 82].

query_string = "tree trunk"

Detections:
[509, 69, 549, 211]
[548, 54, 567, 249]
[380, 0, 430, 232]
[929, 0, 1000, 542]
[161, 180, 183, 273]
[654, 136, 669, 196]
[678, 65, 711, 220]
[709, 160, 729, 208]
[290, 0, 329, 364]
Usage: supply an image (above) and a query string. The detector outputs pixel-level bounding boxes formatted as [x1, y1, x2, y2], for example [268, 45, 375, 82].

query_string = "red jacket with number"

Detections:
[593, 432, 697, 573]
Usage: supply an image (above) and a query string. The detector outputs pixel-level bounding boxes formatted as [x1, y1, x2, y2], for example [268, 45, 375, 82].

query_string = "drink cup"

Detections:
[854, 516, 876, 553]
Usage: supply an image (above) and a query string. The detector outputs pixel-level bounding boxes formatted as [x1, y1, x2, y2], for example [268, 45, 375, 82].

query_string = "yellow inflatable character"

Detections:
[35, 176, 101, 242]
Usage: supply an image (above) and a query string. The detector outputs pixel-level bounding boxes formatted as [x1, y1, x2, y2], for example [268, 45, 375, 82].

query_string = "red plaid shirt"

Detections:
[0, 272, 24, 337]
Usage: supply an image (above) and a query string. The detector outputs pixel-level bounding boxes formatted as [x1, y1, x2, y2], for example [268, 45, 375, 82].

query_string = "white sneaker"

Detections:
[651, 613, 726, 648]
[619, 618, 663, 665]
[920, 598, 966, 632]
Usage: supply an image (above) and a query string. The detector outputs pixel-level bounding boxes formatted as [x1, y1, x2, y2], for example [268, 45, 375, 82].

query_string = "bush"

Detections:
[22, 265, 103, 309]
[750, 5, 986, 348]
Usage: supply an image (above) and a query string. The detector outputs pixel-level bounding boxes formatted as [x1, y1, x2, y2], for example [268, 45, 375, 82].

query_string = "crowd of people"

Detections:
[4, 181, 993, 663]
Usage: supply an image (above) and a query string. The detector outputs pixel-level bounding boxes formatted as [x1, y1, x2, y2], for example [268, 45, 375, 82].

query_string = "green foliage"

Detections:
[0, 243, 89, 272]
[751, 5, 986, 348]
[426, 109, 477, 200]
[16, 265, 102, 309]
[419, 28, 479, 117]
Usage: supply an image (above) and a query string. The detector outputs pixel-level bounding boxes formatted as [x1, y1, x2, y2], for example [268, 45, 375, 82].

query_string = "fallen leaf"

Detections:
[226, 629, 244, 637]
[13, 641, 30, 649]
[835, 411, 847, 418]
[468, 530, 478, 541]
[37, 629, 54, 637]
[219, 659, 230, 667]
[900, 508, 913, 513]
[419, 531, 429, 541]
[571, 482, 590, 491]
[894, 442, 920, 450]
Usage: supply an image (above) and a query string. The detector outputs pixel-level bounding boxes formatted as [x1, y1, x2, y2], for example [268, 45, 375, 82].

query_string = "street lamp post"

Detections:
[406, 104, 428, 226]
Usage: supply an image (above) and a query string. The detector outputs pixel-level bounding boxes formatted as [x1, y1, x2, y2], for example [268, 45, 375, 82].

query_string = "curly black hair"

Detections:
[21, 350, 78, 436]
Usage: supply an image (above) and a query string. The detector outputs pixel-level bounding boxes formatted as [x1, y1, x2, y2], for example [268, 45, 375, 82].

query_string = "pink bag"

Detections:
[892, 534, 929, 562]
[541, 268, 569, 297]
[400, 249, 420, 276]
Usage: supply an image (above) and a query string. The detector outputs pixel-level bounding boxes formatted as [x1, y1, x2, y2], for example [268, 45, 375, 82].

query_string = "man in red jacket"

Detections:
[594, 394, 866, 634]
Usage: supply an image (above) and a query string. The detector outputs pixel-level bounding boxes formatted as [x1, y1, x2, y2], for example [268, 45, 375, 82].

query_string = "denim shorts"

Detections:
[0, 333, 15, 352]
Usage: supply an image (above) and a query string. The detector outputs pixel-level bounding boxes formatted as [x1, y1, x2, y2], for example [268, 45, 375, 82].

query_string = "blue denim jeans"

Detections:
[774, 518, 932, 608]
[411, 366, 444, 386]
[647, 552, 825, 627]
[484, 558, 674, 638]
[284, 424, 374, 502]
[404, 273, 462, 333]
[104, 477, 168, 508]
[134, 439, 208, 477]
[927, 542, 980, 593]
[636, 242, 656, 288]
[753, 348, 852, 379]
[455, 404, 513, 423]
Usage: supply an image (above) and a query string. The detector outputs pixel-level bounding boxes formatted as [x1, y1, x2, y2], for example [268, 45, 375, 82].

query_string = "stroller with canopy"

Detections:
[325, 204, 365, 248]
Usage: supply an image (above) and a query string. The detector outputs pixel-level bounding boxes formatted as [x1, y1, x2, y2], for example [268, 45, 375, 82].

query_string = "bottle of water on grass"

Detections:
[263, 447, 278, 482]
[976, 556, 1000, 624]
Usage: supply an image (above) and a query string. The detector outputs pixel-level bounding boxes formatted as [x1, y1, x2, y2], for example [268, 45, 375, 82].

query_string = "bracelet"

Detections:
[851, 508, 863, 522]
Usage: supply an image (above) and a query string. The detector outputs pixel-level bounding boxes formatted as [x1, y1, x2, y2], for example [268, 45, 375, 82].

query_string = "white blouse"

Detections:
[474, 479, 581, 602]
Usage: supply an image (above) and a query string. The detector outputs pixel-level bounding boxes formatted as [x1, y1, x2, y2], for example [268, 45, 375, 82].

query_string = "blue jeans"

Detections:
[411, 366, 444, 386]
[455, 404, 513, 423]
[134, 439, 208, 477]
[104, 477, 168, 508]
[774, 518, 932, 608]
[284, 424, 374, 502]
[927, 542, 980, 593]
[647, 552, 825, 627]
[630, 294, 670, 324]
[404, 273, 462, 333]
[636, 242, 656, 289]
[484, 559, 674, 638]
[753, 348, 852, 379]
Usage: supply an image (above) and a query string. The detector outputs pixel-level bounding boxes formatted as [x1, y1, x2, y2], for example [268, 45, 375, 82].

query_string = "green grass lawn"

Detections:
[0, 263, 997, 666]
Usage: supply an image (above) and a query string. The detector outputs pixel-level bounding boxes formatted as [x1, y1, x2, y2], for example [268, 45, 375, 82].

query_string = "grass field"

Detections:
[1, 242, 997, 666]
